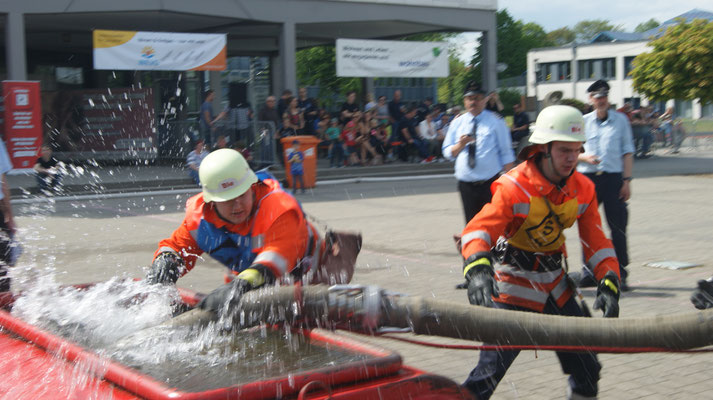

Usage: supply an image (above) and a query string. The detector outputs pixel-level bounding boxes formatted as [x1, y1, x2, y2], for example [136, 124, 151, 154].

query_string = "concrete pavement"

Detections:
[8, 144, 713, 399]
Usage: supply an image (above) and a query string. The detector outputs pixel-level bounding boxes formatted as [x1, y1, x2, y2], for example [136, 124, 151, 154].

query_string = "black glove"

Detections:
[463, 254, 499, 307]
[593, 271, 620, 318]
[197, 278, 252, 314]
[196, 265, 274, 314]
[145, 252, 184, 285]
[691, 279, 713, 310]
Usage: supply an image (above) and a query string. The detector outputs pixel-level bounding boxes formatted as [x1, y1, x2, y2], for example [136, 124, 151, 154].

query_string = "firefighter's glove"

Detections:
[198, 278, 252, 314]
[463, 254, 499, 307]
[145, 252, 184, 285]
[593, 271, 620, 318]
[691, 279, 713, 310]
[197, 266, 273, 314]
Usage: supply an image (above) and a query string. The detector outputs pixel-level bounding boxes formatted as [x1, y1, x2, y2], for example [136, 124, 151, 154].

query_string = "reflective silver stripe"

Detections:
[503, 174, 532, 198]
[588, 248, 617, 267]
[550, 277, 570, 300]
[461, 230, 492, 248]
[512, 203, 530, 215]
[254, 251, 288, 275]
[577, 203, 589, 216]
[157, 246, 178, 255]
[497, 265, 563, 284]
[253, 234, 264, 250]
[497, 282, 548, 304]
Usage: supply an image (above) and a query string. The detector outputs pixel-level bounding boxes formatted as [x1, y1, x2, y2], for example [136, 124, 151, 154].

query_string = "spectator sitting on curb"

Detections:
[186, 139, 209, 186]
[34, 144, 64, 195]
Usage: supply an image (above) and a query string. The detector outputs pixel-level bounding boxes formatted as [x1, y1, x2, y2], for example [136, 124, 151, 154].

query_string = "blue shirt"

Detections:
[289, 150, 304, 175]
[199, 100, 214, 131]
[442, 110, 514, 182]
[186, 149, 208, 168]
[0, 140, 12, 201]
[577, 110, 635, 174]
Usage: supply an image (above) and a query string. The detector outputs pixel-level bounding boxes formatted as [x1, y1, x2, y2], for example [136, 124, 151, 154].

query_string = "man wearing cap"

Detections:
[442, 82, 515, 224]
[575, 79, 635, 291]
[460, 105, 620, 400]
[443, 82, 514, 288]
[145, 149, 360, 313]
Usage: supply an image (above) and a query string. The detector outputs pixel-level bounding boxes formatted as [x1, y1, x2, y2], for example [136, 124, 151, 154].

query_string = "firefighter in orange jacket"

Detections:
[145, 149, 326, 313]
[460, 105, 621, 400]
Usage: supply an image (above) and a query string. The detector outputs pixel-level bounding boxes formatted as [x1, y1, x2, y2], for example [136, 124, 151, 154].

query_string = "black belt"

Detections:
[585, 171, 621, 177]
[495, 243, 563, 272]
[464, 174, 498, 186]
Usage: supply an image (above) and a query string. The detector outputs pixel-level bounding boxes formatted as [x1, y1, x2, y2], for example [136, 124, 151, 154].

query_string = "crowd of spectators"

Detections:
[250, 88, 462, 168]
[201, 87, 536, 171]
[616, 103, 685, 158]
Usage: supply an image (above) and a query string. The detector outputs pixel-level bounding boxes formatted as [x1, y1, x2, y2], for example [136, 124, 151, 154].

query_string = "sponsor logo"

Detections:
[571, 124, 581, 133]
[141, 46, 155, 59]
[221, 180, 235, 189]
[138, 46, 160, 66]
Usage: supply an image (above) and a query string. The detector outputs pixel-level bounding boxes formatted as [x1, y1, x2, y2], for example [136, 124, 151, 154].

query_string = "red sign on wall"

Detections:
[1, 81, 43, 170]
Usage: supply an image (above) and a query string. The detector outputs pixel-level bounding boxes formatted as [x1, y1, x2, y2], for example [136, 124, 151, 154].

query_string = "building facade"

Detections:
[527, 9, 713, 119]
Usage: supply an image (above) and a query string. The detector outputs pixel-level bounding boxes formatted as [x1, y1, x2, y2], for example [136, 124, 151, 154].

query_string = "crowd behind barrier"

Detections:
[163, 90, 712, 174]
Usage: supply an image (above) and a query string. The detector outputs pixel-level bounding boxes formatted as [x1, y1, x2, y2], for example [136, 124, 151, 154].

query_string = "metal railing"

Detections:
[159, 118, 278, 167]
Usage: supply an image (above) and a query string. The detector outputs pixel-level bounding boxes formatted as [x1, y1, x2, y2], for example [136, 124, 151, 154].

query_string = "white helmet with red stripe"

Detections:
[199, 149, 257, 202]
[519, 105, 585, 160]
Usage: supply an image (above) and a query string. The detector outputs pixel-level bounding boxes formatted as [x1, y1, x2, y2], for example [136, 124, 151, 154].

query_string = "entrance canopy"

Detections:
[1, 0, 498, 92]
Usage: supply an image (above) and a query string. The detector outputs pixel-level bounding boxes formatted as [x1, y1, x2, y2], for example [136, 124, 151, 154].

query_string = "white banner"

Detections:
[93, 30, 226, 71]
[336, 38, 448, 78]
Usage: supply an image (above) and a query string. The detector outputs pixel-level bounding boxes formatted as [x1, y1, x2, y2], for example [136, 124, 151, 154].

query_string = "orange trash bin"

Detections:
[281, 135, 320, 189]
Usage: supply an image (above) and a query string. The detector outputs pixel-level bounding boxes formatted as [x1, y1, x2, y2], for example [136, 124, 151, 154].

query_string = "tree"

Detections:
[547, 27, 576, 46]
[631, 19, 713, 105]
[468, 9, 553, 85]
[573, 19, 624, 42]
[437, 54, 469, 106]
[296, 45, 362, 109]
[635, 18, 660, 33]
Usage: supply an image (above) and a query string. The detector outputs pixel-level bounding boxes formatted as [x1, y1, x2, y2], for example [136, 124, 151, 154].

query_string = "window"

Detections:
[537, 61, 571, 82]
[624, 56, 636, 78]
[701, 102, 713, 118]
[675, 100, 693, 119]
[578, 58, 616, 80]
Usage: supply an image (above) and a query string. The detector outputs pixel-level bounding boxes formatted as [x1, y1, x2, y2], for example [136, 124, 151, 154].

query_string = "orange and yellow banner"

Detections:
[93, 30, 226, 71]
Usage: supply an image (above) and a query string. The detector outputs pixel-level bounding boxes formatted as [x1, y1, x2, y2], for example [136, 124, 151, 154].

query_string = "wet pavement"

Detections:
[8, 144, 713, 399]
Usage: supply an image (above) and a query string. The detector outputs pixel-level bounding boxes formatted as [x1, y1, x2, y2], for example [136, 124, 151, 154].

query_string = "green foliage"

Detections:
[547, 27, 576, 46]
[469, 9, 553, 85]
[631, 19, 713, 104]
[437, 55, 470, 106]
[560, 98, 590, 114]
[635, 19, 660, 33]
[295, 45, 362, 109]
[497, 88, 523, 116]
[573, 19, 623, 42]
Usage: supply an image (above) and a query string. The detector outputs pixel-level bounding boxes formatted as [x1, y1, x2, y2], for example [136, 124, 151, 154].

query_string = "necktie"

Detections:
[468, 118, 478, 168]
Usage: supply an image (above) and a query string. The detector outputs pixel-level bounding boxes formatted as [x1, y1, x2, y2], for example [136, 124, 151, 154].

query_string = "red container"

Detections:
[0, 287, 473, 400]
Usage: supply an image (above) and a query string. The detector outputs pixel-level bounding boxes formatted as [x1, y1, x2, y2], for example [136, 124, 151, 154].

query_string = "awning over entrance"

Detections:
[1, 0, 497, 91]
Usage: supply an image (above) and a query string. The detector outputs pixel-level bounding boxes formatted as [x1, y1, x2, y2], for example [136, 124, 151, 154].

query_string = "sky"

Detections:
[453, 0, 711, 62]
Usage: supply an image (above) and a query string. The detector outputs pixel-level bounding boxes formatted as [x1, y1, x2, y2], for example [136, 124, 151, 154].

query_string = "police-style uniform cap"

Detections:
[587, 79, 610, 98]
[463, 81, 485, 97]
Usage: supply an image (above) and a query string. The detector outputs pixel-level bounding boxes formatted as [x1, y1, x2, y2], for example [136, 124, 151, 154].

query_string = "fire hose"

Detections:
[149, 284, 713, 352]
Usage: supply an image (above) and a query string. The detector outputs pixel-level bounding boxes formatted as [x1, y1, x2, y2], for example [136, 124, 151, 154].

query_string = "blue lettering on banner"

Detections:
[399, 61, 430, 68]
[138, 60, 160, 66]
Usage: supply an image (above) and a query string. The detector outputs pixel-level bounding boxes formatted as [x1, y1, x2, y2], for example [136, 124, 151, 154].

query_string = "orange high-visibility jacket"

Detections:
[155, 179, 322, 281]
[461, 159, 619, 311]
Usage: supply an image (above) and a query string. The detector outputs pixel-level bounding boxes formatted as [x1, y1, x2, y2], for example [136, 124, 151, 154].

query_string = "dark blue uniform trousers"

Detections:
[462, 296, 601, 399]
[584, 172, 629, 278]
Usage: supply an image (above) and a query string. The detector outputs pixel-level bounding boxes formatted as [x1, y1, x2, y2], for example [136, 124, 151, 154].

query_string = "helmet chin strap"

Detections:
[543, 143, 574, 185]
